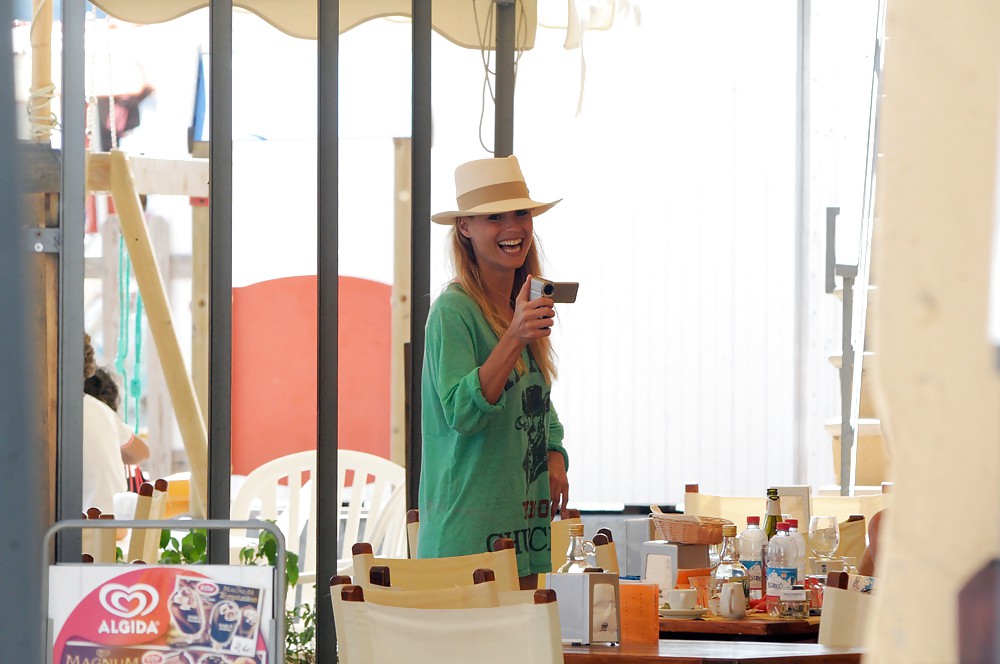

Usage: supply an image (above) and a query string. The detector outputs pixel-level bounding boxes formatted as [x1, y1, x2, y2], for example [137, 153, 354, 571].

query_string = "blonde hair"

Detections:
[449, 222, 557, 383]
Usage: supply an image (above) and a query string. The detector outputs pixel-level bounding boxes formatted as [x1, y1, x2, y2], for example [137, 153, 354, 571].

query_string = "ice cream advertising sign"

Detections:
[51, 566, 270, 663]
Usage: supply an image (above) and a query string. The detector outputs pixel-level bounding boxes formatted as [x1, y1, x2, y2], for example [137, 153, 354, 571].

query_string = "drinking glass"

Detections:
[808, 515, 840, 560]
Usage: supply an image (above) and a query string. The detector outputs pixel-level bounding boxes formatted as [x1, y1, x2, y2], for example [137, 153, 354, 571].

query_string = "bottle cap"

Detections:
[776, 522, 790, 532]
[746, 516, 760, 525]
[722, 524, 737, 537]
[568, 523, 584, 537]
[786, 518, 798, 528]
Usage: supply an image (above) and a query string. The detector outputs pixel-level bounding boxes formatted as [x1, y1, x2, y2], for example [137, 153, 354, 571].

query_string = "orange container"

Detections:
[619, 583, 660, 644]
[675, 567, 713, 588]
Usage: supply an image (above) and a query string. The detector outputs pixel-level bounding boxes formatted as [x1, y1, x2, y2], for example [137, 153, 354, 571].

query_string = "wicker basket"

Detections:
[649, 509, 732, 546]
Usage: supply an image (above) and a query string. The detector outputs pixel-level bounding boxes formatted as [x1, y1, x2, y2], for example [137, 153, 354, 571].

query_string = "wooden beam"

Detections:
[88, 152, 209, 197]
[390, 138, 412, 467]
[29, 0, 54, 142]
[109, 149, 208, 518]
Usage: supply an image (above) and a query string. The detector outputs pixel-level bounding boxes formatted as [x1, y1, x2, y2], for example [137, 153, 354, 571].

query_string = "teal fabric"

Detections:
[417, 284, 569, 577]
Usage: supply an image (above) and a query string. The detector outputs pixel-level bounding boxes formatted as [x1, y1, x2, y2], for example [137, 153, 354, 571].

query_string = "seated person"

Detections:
[858, 509, 885, 576]
[82, 336, 149, 514]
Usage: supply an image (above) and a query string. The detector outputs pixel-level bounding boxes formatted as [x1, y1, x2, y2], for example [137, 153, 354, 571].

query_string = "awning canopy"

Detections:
[91, 0, 539, 49]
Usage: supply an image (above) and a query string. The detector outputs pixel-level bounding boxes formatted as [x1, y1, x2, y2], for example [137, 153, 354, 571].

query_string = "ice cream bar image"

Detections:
[169, 586, 205, 635]
[209, 600, 241, 647]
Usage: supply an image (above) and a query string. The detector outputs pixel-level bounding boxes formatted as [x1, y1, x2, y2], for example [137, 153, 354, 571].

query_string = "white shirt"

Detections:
[82, 394, 132, 514]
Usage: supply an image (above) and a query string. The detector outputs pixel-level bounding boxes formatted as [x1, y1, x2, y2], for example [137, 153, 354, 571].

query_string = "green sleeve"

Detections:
[427, 308, 506, 435]
[546, 399, 569, 471]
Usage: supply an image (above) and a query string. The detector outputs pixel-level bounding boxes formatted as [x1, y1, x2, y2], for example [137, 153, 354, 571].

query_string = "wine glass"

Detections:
[808, 515, 840, 561]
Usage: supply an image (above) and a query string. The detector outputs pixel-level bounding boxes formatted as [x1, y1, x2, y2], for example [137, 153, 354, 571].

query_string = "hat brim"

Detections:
[431, 197, 561, 225]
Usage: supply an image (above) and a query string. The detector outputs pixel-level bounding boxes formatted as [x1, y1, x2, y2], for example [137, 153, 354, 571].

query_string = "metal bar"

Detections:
[494, 0, 516, 156]
[208, 0, 234, 557]
[0, 7, 44, 659]
[316, 0, 340, 660]
[57, 0, 87, 563]
[839, 275, 856, 496]
[792, 0, 811, 484]
[42, 519, 285, 664]
[825, 207, 840, 294]
[409, 0, 433, 512]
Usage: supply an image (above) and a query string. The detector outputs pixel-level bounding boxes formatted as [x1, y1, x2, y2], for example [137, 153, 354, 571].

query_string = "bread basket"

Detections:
[649, 505, 732, 545]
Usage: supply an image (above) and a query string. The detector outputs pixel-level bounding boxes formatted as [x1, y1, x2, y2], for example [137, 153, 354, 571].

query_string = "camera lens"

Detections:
[543, 283, 555, 296]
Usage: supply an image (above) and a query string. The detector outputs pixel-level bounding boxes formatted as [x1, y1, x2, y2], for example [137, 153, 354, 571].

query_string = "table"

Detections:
[563, 640, 863, 663]
[659, 615, 821, 642]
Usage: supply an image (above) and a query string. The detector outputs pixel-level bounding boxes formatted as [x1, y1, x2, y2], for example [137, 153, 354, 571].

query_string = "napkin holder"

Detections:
[546, 570, 621, 645]
[639, 541, 678, 594]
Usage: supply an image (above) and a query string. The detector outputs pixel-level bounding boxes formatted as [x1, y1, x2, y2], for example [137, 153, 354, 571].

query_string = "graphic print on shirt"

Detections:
[516, 383, 550, 490]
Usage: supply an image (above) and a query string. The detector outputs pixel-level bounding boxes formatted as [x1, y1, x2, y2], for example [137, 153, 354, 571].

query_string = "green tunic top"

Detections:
[417, 283, 569, 577]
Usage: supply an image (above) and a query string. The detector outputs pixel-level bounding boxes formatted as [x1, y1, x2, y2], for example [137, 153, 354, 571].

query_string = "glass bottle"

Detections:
[558, 523, 595, 573]
[711, 524, 748, 613]
[762, 488, 782, 541]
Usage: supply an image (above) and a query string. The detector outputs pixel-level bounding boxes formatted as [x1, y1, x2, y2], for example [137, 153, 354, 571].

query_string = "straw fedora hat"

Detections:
[431, 155, 561, 224]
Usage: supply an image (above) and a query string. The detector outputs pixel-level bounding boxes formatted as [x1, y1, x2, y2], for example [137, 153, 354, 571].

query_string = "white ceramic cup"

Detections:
[664, 588, 698, 611]
[720, 582, 747, 619]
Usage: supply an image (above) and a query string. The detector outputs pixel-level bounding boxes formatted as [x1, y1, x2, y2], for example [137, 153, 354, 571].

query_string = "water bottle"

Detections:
[785, 518, 807, 581]
[764, 522, 798, 613]
[737, 516, 767, 601]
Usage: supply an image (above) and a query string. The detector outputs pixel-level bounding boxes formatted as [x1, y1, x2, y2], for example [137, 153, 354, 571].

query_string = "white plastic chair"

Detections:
[230, 449, 407, 598]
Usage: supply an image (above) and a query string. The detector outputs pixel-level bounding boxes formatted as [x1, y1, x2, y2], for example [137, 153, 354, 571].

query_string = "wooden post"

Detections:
[28, 192, 59, 522]
[108, 150, 208, 518]
[390, 138, 412, 467]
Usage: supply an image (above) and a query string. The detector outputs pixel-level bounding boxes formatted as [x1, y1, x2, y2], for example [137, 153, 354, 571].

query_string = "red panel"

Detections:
[231, 275, 392, 476]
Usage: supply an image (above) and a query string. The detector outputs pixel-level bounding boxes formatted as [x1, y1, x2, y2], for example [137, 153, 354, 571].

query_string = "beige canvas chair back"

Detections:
[81, 508, 117, 563]
[684, 487, 886, 531]
[818, 586, 874, 647]
[334, 571, 501, 609]
[127, 479, 169, 563]
[352, 538, 520, 592]
[594, 529, 620, 574]
[332, 584, 563, 664]
[835, 515, 868, 562]
[406, 509, 420, 558]
[82, 479, 170, 564]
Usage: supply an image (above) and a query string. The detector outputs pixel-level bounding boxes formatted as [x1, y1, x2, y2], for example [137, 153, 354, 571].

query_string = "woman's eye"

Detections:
[515, 209, 529, 217]
[487, 214, 502, 221]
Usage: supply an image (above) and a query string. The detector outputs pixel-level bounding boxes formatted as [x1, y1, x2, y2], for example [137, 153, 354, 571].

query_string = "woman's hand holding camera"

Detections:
[508, 276, 555, 345]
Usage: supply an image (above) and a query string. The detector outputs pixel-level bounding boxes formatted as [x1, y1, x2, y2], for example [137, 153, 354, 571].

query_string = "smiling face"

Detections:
[457, 209, 535, 280]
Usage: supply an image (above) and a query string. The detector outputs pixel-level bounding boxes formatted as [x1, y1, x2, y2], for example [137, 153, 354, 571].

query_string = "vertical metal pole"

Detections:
[316, 0, 340, 660]
[207, 0, 234, 562]
[57, 0, 86, 562]
[792, 0, 811, 484]
[0, 6, 44, 659]
[409, 0, 432, 511]
[839, 273, 856, 496]
[494, 0, 516, 156]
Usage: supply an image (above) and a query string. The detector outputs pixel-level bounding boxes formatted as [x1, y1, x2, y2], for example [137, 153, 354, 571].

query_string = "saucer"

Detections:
[658, 607, 709, 619]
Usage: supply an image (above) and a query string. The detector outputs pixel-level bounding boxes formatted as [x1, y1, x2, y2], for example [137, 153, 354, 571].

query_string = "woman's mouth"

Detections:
[497, 238, 523, 254]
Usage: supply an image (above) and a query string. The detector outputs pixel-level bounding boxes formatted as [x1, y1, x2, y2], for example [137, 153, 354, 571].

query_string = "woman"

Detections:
[418, 155, 571, 589]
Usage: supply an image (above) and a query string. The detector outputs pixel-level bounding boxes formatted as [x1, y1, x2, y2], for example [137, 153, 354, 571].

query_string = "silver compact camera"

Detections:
[529, 277, 579, 303]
